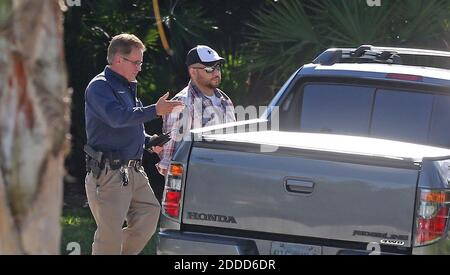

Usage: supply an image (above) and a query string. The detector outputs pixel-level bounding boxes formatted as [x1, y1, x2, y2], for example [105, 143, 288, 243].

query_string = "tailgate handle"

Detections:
[285, 179, 314, 194]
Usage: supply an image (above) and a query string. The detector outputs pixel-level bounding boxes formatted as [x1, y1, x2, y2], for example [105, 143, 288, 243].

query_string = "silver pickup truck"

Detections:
[157, 46, 450, 255]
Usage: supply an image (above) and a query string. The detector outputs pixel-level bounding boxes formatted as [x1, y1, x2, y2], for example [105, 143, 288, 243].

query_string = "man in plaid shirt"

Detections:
[157, 45, 236, 175]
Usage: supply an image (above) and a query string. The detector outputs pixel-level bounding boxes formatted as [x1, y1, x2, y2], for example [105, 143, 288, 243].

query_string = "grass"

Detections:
[60, 207, 157, 255]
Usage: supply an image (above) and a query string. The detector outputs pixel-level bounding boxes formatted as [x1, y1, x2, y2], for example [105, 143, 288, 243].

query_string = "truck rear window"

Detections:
[299, 83, 450, 148]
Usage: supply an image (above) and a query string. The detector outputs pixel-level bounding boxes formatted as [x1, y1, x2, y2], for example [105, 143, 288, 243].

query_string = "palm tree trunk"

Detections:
[0, 0, 70, 254]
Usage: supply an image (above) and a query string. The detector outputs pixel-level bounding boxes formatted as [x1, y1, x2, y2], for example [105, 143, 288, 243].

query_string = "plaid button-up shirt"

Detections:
[157, 81, 236, 170]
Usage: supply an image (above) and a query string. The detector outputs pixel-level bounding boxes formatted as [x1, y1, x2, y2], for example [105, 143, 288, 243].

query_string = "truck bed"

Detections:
[179, 131, 450, 249]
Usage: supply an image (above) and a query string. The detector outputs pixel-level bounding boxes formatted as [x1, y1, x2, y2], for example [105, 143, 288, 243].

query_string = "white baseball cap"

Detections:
[186, 45, 225, 66]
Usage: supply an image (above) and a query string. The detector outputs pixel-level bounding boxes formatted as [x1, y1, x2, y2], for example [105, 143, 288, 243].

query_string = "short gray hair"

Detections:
[107, 34, 146, 64]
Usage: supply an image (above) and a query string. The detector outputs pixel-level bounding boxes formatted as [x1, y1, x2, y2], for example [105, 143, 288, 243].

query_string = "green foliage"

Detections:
[60, 207, 156, 255]
[60, 207, 96, 255]
[246, 0, 450, 82]
[0, 0, 11, 25]
[314, 0, 450, 47]
[391, 0, 450, 47]
[219, 52, 248, 103]
[246, 0, 321, 79]
[159, 1, 216, 66]
[143, 28, 160, 52]
[312, 0, 395, 46]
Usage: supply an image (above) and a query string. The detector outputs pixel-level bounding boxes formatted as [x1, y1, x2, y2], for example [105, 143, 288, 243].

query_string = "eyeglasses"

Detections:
[121, 56, 144, 67]
[191, 64, 222, 73]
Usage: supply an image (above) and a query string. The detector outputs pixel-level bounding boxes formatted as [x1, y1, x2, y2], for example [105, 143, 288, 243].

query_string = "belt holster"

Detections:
[85, 155, 104, 179]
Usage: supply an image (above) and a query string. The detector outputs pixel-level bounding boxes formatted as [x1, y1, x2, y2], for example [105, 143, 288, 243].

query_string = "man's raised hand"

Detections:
[155, 92, 185, 116]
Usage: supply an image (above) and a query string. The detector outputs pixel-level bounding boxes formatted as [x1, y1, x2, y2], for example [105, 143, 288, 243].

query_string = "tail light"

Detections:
[414, 189, 450, 246]
[162, 163, 184, 219]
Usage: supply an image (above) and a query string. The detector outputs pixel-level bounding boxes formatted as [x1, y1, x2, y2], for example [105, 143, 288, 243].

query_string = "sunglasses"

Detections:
[192, 64, 222, 73]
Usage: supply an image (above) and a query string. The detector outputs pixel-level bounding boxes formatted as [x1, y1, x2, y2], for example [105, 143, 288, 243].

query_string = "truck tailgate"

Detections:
[181, 133, 426, 248]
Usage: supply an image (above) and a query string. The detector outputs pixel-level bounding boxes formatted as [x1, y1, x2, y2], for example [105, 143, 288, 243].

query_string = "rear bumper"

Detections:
[157, 229, 409, 255]
[157, 230, 258, 255]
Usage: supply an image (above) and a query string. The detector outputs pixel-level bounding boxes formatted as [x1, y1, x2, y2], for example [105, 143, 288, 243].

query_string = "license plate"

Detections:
[270, 241, 322, 255]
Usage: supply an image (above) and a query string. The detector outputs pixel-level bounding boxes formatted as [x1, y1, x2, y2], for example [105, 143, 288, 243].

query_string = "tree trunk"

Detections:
[0, 0, 70, 254]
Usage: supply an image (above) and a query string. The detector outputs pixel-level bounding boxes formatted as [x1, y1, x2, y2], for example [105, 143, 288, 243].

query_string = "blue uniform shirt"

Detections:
[85, 66, 158, 160]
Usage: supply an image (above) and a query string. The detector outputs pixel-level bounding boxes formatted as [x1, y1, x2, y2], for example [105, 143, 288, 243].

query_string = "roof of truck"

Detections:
[300, 63, 450, 86]
[203, 131, 450, 163]
[301, 45, 450, 86]
[301, 63, 450, 80]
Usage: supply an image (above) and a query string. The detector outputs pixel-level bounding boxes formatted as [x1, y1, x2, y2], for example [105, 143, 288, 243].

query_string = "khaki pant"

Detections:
[85, 164, 161, 255]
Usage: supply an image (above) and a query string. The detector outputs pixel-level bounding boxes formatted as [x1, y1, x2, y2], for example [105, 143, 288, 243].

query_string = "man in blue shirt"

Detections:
[84, 33, 183, 254]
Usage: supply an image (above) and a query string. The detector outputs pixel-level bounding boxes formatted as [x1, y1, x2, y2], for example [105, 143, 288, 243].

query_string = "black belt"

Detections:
[103, 157, 142, 170]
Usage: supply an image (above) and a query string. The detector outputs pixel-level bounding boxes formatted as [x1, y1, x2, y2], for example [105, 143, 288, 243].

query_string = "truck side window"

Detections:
[300, 84, 374, 135]
[428, 94, 450, 148]
[371, 89, 433, 145]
